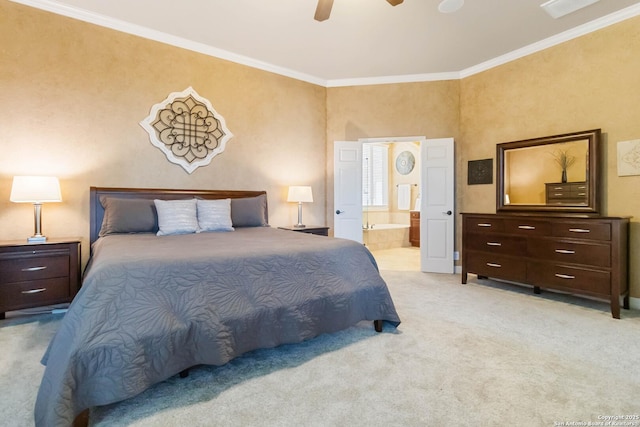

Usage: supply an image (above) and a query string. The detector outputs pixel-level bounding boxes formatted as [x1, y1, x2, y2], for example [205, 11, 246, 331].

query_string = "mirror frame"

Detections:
[496, 129, 601, 215]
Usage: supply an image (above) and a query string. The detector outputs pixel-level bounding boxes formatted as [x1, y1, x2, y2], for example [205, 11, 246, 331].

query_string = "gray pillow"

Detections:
[230, 194, 268, 227]
[99, 197, 158, 236]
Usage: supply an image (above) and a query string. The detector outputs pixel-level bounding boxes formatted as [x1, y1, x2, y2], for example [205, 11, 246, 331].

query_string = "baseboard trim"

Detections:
[629, 297, 640, 311]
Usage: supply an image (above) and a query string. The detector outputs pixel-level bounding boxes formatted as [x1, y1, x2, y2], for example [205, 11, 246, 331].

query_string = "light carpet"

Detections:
[2, 271, 640, 427]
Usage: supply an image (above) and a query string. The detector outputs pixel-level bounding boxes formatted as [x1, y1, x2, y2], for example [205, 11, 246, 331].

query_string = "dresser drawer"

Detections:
[504, 218, 552, 236]
[527, 239, 610, 268]
[0, 277, 70, 311]
[552, 222, 611, 241]
[0, 255, 69, 283]
[466, 253, 527, 282]
[527, 262, 610, 295]
[464, 216, 505, 233]
[466, 233, 526, 255]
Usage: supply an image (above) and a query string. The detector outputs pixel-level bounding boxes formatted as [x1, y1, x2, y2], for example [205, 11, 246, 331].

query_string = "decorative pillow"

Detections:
[154, 199, 199, 236]
[99, 197, 158, 237]
[230, 194, 268, 227]
[196, 198, 234, 232]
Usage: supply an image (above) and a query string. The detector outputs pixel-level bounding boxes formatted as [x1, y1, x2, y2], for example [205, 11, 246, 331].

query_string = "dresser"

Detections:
[545, 182, 588, 205]
[409, 211, 420, 247]
[461, 214, 629, 318]
[0, 239, 81, 319]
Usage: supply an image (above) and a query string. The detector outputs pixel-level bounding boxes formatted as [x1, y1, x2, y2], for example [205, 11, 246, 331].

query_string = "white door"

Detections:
[333, 141, 363, 243]
[421, 138, 455, 273]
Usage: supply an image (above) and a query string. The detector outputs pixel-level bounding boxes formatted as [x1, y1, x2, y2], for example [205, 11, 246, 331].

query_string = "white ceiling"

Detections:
[13, 0, 640, 86]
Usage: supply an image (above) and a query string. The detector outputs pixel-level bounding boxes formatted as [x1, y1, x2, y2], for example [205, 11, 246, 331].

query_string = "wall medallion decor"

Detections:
[140, 87, 233, 174]
[467, 158, 493, 185]
[617, 139, 640, 176]
[395, 151, 415, 175]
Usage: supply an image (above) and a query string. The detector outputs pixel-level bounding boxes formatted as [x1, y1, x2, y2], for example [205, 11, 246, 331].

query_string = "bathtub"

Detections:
[362, 223, 410, 251]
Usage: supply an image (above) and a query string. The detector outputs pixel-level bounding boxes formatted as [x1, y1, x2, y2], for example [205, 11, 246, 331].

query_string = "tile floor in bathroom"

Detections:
[369, 246, 421, 271]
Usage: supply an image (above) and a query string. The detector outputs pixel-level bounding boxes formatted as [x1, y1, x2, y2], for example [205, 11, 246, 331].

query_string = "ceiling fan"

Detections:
[314, 0, 404, 22]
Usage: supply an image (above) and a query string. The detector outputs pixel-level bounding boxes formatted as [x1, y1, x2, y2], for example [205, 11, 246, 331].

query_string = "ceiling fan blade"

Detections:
[386, 0, 404, 5]
[314, 0, 334, 21]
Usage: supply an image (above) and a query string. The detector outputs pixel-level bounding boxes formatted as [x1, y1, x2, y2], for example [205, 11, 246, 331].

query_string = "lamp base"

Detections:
[27, 236, 47, 243]
[293, 224, 306, 228]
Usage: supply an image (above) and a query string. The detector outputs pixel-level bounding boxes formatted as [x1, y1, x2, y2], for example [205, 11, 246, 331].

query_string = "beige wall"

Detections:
[0, 0, 327, 266]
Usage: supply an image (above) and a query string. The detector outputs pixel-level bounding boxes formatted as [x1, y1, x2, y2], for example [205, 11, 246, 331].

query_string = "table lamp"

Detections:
[10, 176, 62, 243]
[287, 186, 313, 228]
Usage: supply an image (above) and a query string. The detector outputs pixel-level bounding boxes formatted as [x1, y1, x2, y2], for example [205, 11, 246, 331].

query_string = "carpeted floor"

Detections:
[2, 269, 640, 427]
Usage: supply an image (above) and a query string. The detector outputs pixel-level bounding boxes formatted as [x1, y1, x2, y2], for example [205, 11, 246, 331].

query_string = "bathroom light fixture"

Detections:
[10, 176, 62, 243]
[438, 0, 464, 14]
[540, 0, 599, 19]
[287, 186, 313, 228]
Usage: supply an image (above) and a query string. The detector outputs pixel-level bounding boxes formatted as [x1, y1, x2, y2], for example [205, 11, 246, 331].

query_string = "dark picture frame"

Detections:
[468, 158, 493, 185]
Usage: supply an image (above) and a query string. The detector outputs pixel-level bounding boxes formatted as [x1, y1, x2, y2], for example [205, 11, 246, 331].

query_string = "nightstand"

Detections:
[278, 226, 329, 236]
[0, 238, 81, 319]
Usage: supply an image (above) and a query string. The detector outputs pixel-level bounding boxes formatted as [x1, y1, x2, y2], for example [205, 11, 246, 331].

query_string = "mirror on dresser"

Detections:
[496, 129, 601, 215]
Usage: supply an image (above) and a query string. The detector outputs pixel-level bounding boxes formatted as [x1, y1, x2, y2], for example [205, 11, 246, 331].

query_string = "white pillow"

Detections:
[197, 198, 234, 232]
[154, 199, 198, 236]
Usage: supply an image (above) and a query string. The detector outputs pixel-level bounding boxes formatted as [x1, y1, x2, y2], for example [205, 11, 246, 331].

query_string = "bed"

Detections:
[35, 187, 401, 427]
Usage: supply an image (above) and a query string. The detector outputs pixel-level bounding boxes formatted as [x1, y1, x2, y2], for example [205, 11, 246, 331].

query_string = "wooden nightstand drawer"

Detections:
[0, 277, 70, 312]
[0, 254, 69, 283]
[0, 239, 81, 318]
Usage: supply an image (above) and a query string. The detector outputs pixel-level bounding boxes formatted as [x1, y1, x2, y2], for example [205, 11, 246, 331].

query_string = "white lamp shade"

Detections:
[287, 186, 313, 203]
[10, 176, 62, 203]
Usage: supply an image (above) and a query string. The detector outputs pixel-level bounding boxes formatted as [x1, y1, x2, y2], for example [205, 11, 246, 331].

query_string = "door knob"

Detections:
[443, 210, 452, 215]
[336, 210, 344, 215]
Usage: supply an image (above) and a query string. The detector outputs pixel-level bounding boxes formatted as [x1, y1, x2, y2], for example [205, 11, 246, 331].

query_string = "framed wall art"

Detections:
[140, 87, 233, 174]
[468, 158, 493, 185]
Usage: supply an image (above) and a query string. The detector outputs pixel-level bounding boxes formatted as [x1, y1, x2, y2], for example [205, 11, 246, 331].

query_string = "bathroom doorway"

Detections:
[334, 137, 455, 273]
[361, 140, 420, 255]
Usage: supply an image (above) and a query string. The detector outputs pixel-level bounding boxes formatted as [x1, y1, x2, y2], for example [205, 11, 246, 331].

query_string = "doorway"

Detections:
[334, 137, 455, 274]
[361, 140, 420, 269]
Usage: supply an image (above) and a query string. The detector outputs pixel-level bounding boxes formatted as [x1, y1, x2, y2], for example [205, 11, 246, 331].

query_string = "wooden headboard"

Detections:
[89, 187, 268, 247]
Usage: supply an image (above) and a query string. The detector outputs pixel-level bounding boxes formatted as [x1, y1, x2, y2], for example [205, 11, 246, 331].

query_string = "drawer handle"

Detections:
[555, 249, 575, 254]
[21, 288, 47, 294]
[477, 223, 492, 227]
[518, 225, 536, 230]
[21, 266, 47, 272]
[577, 193, 586, 196]
[553, 187, 563, 190]
[486, 262, 502, 268]
[486, 242, 502, 246]
[569, 228, 590, 233]
[578, 186, 586, 189]
[555, 274, 575, 280]
[554, 193, 564, 196]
